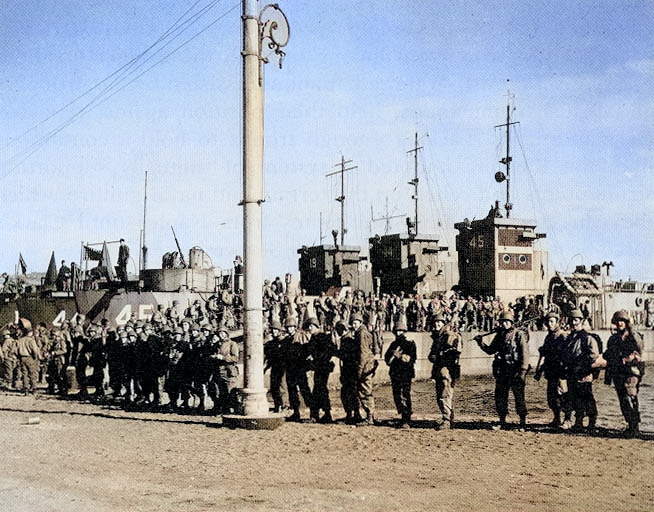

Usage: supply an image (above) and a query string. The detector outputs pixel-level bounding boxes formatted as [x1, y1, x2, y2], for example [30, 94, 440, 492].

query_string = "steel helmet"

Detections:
[611, 309, 630, 324]
[569, 308, 584, 319]
[498, 311, 514, 322]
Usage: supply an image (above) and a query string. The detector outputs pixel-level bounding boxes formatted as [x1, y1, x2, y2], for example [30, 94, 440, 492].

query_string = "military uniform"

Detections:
[536, 312, 571, 427]
[15, 331, 41, 394]
[283, 320, 314, 422]
[46, 331, 69, 395]
[604, 310, 645, 437]
[562, 309, 601, 432]
[384, 324, 417, 427]
[209, 329, 240, 414]
[307, 318, 338, 423]
[352, 314, 376, 425]
[337, 323, 360, 423]
[1, 331, 18, 388]
[428, 316, 462, 428]
[476, 311, 529, 429]
[264, 322, 288, 412]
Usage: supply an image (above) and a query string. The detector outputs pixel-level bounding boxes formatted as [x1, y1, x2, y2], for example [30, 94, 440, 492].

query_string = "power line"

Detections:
[1, 0, 239, 179]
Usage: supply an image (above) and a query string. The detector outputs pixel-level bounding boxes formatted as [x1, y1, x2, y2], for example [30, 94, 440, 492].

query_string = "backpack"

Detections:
[588, 332, 603, 379]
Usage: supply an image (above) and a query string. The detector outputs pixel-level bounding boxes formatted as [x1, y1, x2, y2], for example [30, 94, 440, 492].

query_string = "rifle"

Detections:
[171, 226, 187, 268]
[473, 316, 532, 345]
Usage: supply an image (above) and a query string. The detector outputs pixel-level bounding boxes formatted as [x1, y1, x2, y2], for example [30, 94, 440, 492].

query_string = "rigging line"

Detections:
[1, 6, 224, 175]
[512, 126, 538, 221]
[5, 0, 225, 164]
[2, 2, 228, 177]
[513, 126, 566, 273]
[421, 152, 453, 249]
[2, 0, 221, 152]
[1, 2, 238, 179]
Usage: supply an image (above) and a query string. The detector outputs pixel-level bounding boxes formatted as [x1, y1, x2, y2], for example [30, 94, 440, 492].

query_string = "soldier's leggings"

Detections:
[435, 366, 454, 422]
[494, 372, 527, 419]
[568, 380, 597, 425]
[613, 376, 640, 427]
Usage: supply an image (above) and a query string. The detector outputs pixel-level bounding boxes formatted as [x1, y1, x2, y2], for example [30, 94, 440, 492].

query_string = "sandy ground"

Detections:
[1, 373, 652, 512]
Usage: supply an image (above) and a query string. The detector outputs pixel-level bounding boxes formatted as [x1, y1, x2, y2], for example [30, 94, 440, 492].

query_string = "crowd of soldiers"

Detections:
[474, 307, 645, 438]
[0, 301, 242, 415]
[0, 278, 646, 437]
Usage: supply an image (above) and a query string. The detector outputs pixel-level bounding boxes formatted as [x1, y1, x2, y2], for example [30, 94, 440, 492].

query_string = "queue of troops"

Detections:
[0, 303, 242, 415]
[0, 282, 646, 438]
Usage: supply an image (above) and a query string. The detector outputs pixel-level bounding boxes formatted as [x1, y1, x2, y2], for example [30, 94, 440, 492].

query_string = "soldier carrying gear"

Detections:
[384, 319, 417, 428]
[14, 322, 41, 395]
[306, 317, 338, 423]
[562, 308, 603, 434]
[475, 310, 530, 431]
[604, 309, 645, 438]
[535, 310, 572, 429]
[428, 314, 462, 430]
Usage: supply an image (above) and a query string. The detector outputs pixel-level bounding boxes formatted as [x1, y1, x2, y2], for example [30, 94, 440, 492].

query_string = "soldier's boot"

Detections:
[587, 416, 597, 436]
[357, 411, 374, 426]
[309, 409, 320, 423]
[286, 409, 301, 422]
[549, 409, 561, 428]
[571, 416, 585, 433]
[519, 416, 527, 432]
[318, 410, 334, 424]
[625, 422, 640, 438]
[492, 415, 507, 431]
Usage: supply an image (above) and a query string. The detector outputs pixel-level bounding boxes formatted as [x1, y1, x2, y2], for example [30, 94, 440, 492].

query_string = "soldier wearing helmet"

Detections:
[350, 313, 376, 426]
[14, 319, 41, 395]
[264, 319, 289, 413]
[1, 329, 18, 389]
[561, 308, 603, 434]
[283, 315, 314, 422]
[384, 318, 417, 428]
[306, 317, 338, 423]
[475, 310, 530, 431]
[208, 326, 240, 415]
[534, 310, 572, 429]
[603, 310, 645, 437]
[428, 314, 462, 430]
[45, 329, 69, 396]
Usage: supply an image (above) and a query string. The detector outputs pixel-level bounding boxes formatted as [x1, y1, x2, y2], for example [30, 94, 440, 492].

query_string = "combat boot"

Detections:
[318, 410, 333, 424]
[357, 412, 375, 426]
[518, 416, 527, 432]
[492, 415, 507, 431]
[286, 410, 301, 422]
[435, 419, 450, 431]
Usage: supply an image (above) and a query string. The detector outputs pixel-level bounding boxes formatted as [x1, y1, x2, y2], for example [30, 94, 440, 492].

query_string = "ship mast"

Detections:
[327, 155, 357, 245]
[140, 170, 148, 271]
[495, 102, 519, 218]
[406, 132, 422, 236]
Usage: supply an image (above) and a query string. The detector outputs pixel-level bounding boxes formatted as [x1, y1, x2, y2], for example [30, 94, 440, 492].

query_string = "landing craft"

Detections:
[0, 244, 241, 329]
[297, 100, 654, 329]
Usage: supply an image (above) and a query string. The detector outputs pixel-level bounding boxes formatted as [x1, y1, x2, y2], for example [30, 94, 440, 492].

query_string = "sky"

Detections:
[1, 0, 653, 283]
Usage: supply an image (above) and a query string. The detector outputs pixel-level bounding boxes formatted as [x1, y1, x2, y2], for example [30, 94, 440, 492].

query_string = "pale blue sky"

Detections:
[1, 0, 653, 282]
